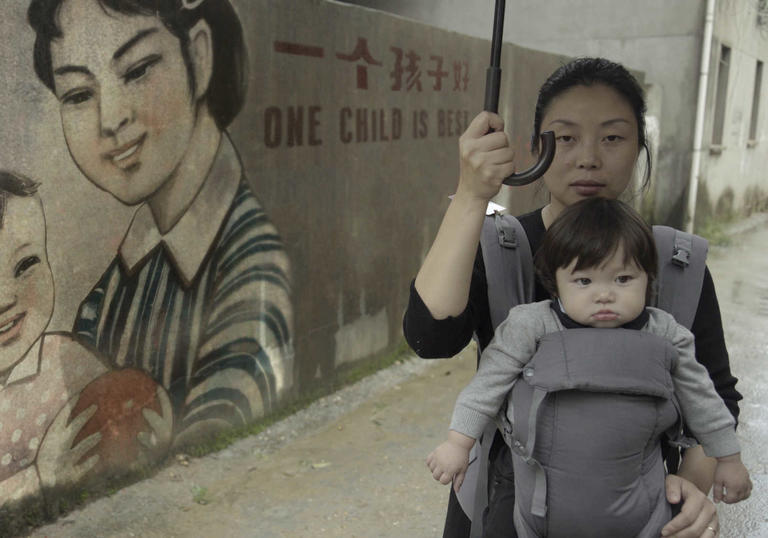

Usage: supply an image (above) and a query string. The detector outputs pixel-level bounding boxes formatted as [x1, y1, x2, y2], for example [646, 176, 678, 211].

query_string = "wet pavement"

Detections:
[27, 214, 768, 538]
[708, 216, 768, 537]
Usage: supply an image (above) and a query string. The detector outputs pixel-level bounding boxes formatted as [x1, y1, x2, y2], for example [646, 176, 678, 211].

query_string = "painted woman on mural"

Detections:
[27, 0, 293, 448]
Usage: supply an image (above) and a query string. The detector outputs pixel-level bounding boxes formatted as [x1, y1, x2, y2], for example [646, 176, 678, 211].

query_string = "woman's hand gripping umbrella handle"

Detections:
[484, 0, 555, 186]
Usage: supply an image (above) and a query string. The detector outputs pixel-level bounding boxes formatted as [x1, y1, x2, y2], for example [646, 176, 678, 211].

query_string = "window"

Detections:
[749, 60, 763, 144]
[712, 45, 731, 147]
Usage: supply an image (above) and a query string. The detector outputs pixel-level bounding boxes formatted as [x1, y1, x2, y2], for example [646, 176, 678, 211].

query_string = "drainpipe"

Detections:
[685, 0, 717, 233]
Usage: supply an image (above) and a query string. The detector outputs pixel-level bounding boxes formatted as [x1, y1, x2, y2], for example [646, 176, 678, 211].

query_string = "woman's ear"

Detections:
[188, 19, 213, 101]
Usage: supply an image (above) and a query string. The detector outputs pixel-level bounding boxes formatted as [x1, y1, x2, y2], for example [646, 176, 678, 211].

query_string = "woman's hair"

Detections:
[534, 197, 658, 302]
[0, 170, 40, 229]
[28, 0, 247, 130]
[531, 57, 652, 189]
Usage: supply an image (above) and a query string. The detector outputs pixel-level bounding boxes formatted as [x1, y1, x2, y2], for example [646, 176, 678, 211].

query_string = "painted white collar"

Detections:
[4, 338, 42, 386]
[118, 134, 242, 286]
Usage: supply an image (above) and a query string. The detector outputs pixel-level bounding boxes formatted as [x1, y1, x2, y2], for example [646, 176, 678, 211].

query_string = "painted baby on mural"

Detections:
[27, 0, 293, 448]
[0, 171, 171, 507]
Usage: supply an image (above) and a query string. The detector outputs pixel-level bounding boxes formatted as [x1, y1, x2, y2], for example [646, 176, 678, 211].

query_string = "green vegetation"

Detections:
[191, 485, 211, 505]
[696, 216, 733, 246]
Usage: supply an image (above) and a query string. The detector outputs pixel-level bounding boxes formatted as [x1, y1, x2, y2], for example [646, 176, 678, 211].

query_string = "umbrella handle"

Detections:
[483, 0, 555, 186]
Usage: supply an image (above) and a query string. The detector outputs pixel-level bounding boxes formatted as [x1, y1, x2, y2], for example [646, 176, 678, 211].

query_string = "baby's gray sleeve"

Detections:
[449, 304, 543, 439]
[668, 319, 740, 457]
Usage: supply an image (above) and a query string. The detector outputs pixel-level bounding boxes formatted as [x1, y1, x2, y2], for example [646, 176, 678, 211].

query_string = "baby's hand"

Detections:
[37, 400, 101, 492]
[426, 431, 475, 492]
[713, 453, 752, 503]
[137, 385, 174, 461]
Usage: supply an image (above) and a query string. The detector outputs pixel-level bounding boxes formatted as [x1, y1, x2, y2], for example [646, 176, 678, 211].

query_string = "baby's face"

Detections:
[555, 244, 647, 328]
[0, 195, 54, 374]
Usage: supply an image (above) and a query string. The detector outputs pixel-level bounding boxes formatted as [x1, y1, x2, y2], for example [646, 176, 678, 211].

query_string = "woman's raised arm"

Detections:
[414, 111, 516, 319]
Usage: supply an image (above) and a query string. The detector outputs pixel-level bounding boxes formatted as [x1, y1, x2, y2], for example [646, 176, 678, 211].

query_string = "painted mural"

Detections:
[0, 0, 566, 526]
[1, 0, 292, 511]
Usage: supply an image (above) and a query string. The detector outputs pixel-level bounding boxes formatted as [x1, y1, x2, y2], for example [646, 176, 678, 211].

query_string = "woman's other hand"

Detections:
[456, 111, 516, 204]
[661, 474, 719, 538]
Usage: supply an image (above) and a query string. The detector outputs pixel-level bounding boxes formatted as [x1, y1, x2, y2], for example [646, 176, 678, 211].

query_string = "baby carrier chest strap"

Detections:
[523, 329, 676, 396]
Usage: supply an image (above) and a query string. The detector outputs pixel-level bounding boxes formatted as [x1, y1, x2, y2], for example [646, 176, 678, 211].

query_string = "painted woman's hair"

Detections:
[28, 0, 247, 130]
[0, 171, 40, 229]
[534, 197, 658, 303]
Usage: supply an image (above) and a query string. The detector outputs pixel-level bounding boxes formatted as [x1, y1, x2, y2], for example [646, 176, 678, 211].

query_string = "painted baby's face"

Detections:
[0, 195, 54, 375]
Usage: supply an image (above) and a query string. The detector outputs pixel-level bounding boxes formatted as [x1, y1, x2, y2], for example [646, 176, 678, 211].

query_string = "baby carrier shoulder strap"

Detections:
[481, 220, 707, 330]
[480, 212, 535, 329]
[456, 213, 534, 537]
[480, 219, 708, 331]
[652, 226, 709, 330]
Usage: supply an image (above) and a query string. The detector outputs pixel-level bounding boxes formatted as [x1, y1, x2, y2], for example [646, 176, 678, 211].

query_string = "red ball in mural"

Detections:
[71, 368, 164, 472]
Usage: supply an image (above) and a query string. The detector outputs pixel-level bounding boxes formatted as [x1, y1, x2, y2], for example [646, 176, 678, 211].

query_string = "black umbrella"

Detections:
[484, 0, 555, 185]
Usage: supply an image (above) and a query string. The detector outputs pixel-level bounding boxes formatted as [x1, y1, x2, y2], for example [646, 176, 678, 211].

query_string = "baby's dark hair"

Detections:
[534, 198, 658, 302]
[0, 171, 41, 229]
[28, 0, 247, 130]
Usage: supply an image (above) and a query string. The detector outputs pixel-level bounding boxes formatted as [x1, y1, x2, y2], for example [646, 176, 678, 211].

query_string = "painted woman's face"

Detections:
[540, 84, 641, 216]
[49, 0, 199, 205]
[0, 196, 54, 375]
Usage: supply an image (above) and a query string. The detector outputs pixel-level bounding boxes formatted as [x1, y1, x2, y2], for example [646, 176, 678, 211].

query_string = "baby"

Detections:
[427, 197, 750, 537]
[0, 171, 169, 508]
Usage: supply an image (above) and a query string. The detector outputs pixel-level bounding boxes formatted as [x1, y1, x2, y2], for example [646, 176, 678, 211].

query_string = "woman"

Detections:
[27, 0, 292, 448]
[404, 58, 741, 537]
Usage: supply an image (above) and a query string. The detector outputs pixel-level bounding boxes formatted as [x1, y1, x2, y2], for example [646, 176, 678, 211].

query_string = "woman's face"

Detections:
[49, 0, 199, 205]
[540, 84, 641, 215]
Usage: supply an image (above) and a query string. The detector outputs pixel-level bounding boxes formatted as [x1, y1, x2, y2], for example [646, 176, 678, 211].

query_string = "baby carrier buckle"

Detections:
[494, 212, 519, 248]
[510, 438, 535, 465]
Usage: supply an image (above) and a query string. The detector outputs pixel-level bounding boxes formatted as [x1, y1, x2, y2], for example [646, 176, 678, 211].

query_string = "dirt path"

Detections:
[30, 347, 476, 538]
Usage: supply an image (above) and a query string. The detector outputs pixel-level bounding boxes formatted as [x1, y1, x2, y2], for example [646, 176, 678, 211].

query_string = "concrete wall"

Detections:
[341, 0, 704, 227]
[344, 0, 768, 227]
[698, 0, 768, 222]
[0, 0, 563, 522]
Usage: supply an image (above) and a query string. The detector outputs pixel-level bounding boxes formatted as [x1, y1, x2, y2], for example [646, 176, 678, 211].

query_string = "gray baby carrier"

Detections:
[457, 212, 708, 537]
[505, 327, 688, 538]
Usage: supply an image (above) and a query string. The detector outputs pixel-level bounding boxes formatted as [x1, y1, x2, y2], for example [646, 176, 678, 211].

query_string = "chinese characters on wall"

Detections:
[264, 37, 471, 148]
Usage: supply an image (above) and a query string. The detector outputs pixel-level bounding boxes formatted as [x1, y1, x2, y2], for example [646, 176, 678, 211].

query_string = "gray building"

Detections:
[341, 0, 768, 231]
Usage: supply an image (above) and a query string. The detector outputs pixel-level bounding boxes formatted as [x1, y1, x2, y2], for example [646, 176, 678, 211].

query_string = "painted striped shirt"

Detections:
[73, 137, 292, 446]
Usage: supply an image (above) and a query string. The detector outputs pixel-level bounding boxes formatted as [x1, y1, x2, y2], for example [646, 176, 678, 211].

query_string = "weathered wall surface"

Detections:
[228, 0, 559, 391]
[699, 0, 768, 222]
[343, 0, 768, 228]
[341, 0, 700, 227]
[0, 0, 561, 520]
